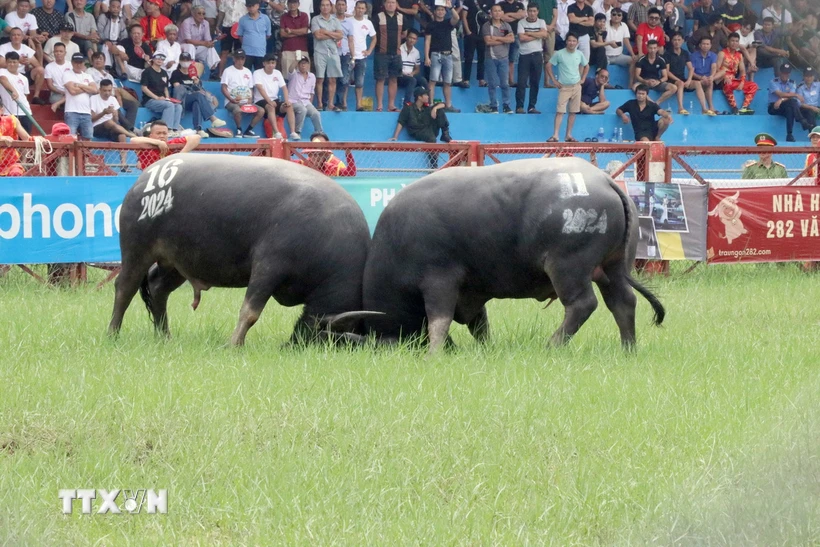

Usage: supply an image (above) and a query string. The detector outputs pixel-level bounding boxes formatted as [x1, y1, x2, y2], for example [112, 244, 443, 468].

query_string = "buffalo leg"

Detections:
[466, 306, 490, 343]
[546, 268, 599, 346]
[596, 268, 638, 349]
[231, 274, 279, 346]
[108, 254, 156, 336]
[421, 277, 459, 354]
[148, 265, 186, 337]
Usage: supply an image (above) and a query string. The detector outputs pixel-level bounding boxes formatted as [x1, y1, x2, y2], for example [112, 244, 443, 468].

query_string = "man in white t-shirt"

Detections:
[349, 0, 375, 110]
[63, 52, 99, 139]
[0, 27, 46, 103]
[44, 42, 73, 111]
[87, 51, 139, 130]
[605, 8, 633, 66]
[44, 22, 81, 63]
[252, 53, 295, 138]
[0, 52, 34, 133]
[5, 0, 44, 42]
[91, 78, 136, 172]
[398, 29, 425, 105]
[221, 49, 264, 138]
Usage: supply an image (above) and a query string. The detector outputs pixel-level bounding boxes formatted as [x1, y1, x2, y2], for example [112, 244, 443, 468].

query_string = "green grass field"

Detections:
[1, 263, 819, 545]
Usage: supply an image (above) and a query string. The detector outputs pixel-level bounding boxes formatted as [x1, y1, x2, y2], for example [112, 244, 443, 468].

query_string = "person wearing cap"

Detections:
[237, 0, 271, 71]
[221, 49, 264, 137]
[768, 62, 813, 142]
[797, 66, 820, 130]
[293, 131, 357, 176]
[131, 119, 201, 169]
[141, 51, 185, 134]
[0, 53, 34, 134]
[279, 0, 309, 76]
[171, 51, 226, 136]
[388, 86, 453, 143]
[253, 53, 295, 139]
[287, 55, 322, 140]
[742, 133, 787, 179]
[63, 52, 99, 139]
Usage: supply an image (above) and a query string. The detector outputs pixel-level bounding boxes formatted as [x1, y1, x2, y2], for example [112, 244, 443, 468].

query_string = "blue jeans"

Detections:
[144, 98, 183, 130]
[174, 85, 215, 129]
[64, 111, 93, 139]
[353, 57, 367, 88]
[335, 54, 351, 106]
[485, 57, 510, 108]
[430, 51, 454, 84]
[399, 74, 428, 104]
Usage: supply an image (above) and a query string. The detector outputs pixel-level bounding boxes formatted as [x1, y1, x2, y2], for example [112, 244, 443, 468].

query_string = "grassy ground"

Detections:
[1, 263, 818, 545]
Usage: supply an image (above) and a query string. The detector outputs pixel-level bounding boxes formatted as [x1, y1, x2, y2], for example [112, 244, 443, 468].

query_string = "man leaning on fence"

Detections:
[131, 119, 201, 170]
[741, 132, 787, 179]
[0, 100, 30, 177]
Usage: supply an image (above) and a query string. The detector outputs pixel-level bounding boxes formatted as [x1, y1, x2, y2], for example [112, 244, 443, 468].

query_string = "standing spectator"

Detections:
[626, 0, 650, 36]
[461, 0, 491, 87]
[580, 66, 610, 113]
[424, 0, 460, 112]
[221, 49, 263, 136]
[215, 0, 247, 77]
[635, 7, 664, 56]
[388, 86, 452, 142]
[278, 0, 307, 75]
[350, 0, 375, 110]
[568, 0, 593, 61]
[140, 0, 173, 45]
[555, 0, 572, 51]
[499, 0, 525, 86]
[64, 52, 98, 139]
[68, 0, 101, 57]
[754, 17, 789, 70]
[44, 22, 80, 64]
[238, 0, 271, 70]
[334, 0, 352, 110]
[661, 0, 683, 37]
[98, 0, 128, 70]
[616, 83, 672, 141]
[373, 0, 403, 112]
[532, 0, 556, 84]
[664, 31, 709, 115]
[141, 52, 184, 133]
[266, 0, 285, 53]
[179, 5, 220, 73]
[798, 67, 819, 130]
[588, 12, 610, 69]
[44, 41, 71, 111]
[741, 133, 786, 179]
[481, 3, 513, 114]
[171, 52, 226, 136]
[690, 36, 718, 115]
[691, 0, 715, 34]
[0, 28, 46, 104]
[114, 22, 151, 81]
[396, 0, 419, 33]
[515, 2, 546, 114]
[253, 52, 295, 138]
[398, 28, 426, 105]
[131, 119, 201, 170]
[688, 13, 726, 54]
[287, 56, 323, 139]
[87, 50, 138, 129]
[0, 52, 34, 133]
[715, 31, 757, 115]
[311, 0, 343, 111]
[634, 40, 676, 104]
[32, 0, 66, 43]
[91, 78, 136, 170]
[805, 126, 820, 182]
[546, 32, 588, 141]
[0, 101, 30, 177]
[768, 62, 812, 141]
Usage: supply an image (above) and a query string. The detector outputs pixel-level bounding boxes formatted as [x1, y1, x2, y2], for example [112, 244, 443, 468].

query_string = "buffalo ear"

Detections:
[314, 311, 385, 333]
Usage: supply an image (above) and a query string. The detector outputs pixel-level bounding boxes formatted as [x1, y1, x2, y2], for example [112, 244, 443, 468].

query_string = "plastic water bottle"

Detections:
[618, 127, 623, 142]
[612, 127, 619, 142]
[682, 128, 688, 142]
[597, 127, 605, 141]
[689, 100, 694, 112]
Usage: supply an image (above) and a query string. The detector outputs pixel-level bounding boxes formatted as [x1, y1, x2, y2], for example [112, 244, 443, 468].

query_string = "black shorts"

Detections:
[255, 99, 286, 117]
[220, 26, 240, 53]
[93, 123, 123, 142]
[374, 53, 402, 80]
[635, 124, 658, 141]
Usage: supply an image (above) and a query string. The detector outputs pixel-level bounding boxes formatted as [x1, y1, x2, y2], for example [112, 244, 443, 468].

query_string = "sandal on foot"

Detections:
[547, 136, 559, 142]
[565, 136, 578, 142]
[678, 109, 690, 115]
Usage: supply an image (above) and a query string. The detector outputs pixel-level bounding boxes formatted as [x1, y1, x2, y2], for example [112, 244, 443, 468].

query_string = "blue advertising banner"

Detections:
[0, 176, 417, 264]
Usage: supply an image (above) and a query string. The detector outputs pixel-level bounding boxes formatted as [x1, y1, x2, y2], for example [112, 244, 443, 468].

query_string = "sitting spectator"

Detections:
[616, 83, 673, 141]
[252, 53, 295, 139]
[718, 0, 745, 33]
[179, 5, 219, 74]
[580, 67, 610, 113]
[388, 86, 452, 142]
[741, 132, 786, 179]
[87, 51, 139, 130]
[690, 35, 718, 114]
[287, 56, 323, 140]
[768, 62, 812, 142]
[604, 8, 633, 84]
[192, 0, 218, 33]
[6, 0, 45, 44]
[798, 67, 819, 130]
[736, 20, 758, 81]
[114, 23, 152, 82]
[0, 28, 46, 104]
[634, 40, 676, 105]
[786, 14, 819, 71]
[44, 42, 71, 112]
[32, 0, 67, 43]
[121, 0, 144, 24]
[221, 49, 263, 137]
[0, 53, 34, 134]
[91, 78, 136, 170]
[664, 31, 710, 115]
[45, 24, 81, 64]
[398, 28, 425, 106]
[482, 4, 514, 114]
[754, 17, 789, 70]
[546, 32, 587, 141]
[97, 0, 128, 70]
[761, 0, 791, 29]
[238, 0, 271, 71]
[311, 0, 343, 111]
[132, 119, 201, 169]
[64, 52, 99, 139]
[689, 13, 727, 54]
[170, 52, 225, 137]
[715, 31, 758, 114]
[141, 52, 185, 134]
[635, 7, 665, 56]
[67, 0, 101, 58]
[156, 24, 196, 74]
[294, 131, 357, 176]
[691, 0, 716, 34]
[350, 0, 375, 110]
[588, 13, 610, 70]
[424, 0, 460, 113]
[0, 101, 30, 177]
[661, 1, 684, 37]
[141, 0, 173, 45]
[516, 3, 546, 114]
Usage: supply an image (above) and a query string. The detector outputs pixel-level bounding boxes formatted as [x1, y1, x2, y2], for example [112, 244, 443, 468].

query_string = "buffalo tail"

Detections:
[139, 275, 155, 324]
[626, 276, 665, 325]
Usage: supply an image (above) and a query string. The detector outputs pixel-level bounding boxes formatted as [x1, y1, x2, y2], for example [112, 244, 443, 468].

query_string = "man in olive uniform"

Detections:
[742, 132, 788, 179]
[388, 87, 453, 143]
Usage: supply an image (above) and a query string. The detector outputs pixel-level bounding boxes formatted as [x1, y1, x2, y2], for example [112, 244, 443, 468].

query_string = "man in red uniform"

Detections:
[141, 0, 173, 45]
[293, 132, 356, 176]
[0, 102, 30, 177]
[131, 120, 201, 170]
[715, 31, 757, 114]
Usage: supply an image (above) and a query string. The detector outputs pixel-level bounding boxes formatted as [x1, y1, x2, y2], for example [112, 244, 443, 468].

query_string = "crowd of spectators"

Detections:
[0, 0, 814, 149]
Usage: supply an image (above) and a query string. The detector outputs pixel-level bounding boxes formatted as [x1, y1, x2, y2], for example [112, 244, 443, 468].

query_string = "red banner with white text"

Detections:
[707, 187, 820, 263]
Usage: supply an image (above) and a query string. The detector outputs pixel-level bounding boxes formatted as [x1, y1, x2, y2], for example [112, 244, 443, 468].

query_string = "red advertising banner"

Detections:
[707, 186, 820, 263]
